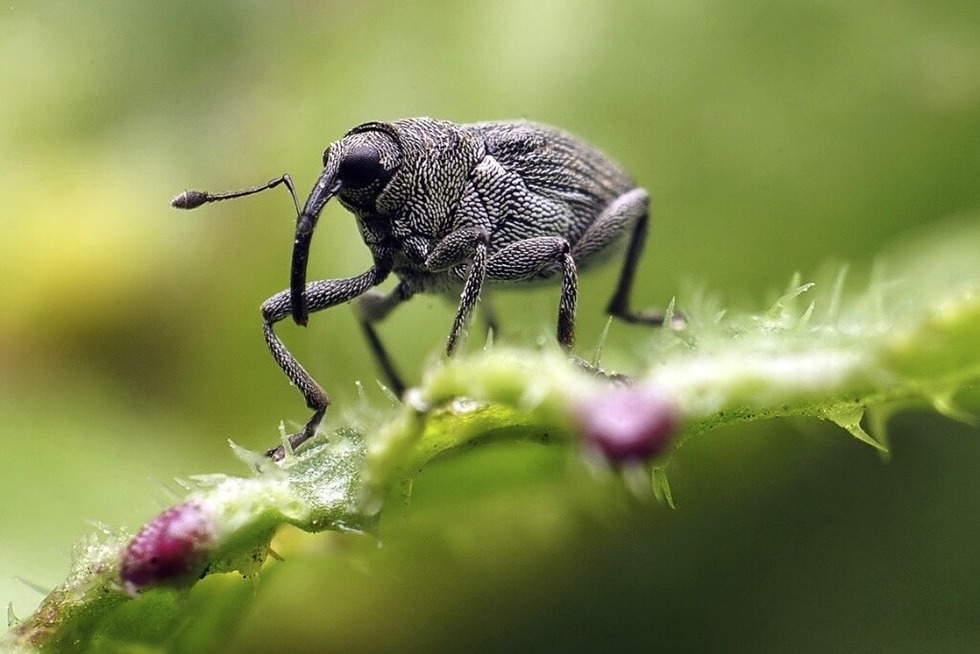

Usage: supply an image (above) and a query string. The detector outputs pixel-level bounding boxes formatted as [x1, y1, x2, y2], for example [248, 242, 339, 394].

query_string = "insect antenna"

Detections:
[171, 174, 301, 216]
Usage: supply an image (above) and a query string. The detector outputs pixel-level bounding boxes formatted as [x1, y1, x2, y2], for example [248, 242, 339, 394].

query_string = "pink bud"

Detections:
[120, 501, 215, 595]
[575, 384, 677, 463]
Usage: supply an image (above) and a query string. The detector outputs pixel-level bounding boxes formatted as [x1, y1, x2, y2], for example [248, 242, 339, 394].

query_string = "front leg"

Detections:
[425, 227, 490, 354]
[261, 265, 389, 460]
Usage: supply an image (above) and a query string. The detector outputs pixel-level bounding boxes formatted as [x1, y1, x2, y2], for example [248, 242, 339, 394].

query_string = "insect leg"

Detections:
[424, 227, 491, 355]
[480, 295, 500, 341]
[576, 188, 672, 326]
[260, 265, 389, 460]
[485, 236, 578, 349]
[446, 241, 488, 355]
[354, 281, 415, 396]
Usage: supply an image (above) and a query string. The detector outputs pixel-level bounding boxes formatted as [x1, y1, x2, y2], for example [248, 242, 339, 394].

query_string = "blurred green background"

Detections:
[2, 0, 980, 651]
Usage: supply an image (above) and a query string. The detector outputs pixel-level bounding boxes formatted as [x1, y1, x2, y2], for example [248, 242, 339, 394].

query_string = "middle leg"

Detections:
[486, 236, 578, 349]
[354, 281, 415, 396]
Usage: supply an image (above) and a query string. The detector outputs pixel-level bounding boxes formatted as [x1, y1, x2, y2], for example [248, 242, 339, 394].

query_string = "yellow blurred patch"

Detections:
[0, 154, 176, 340]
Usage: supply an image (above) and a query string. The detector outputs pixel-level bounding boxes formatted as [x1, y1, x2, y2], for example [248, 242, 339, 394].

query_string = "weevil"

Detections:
[173, 117, 675, 460]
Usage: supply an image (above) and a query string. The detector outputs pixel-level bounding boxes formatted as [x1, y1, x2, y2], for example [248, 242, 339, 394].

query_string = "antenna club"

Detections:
[171, 189, 210, 209]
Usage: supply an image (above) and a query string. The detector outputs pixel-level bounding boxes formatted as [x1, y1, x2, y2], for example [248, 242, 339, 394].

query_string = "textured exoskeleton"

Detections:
[173, 117, 672, 459]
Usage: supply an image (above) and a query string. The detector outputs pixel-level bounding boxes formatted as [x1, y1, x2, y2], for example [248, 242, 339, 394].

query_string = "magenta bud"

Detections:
[575, 384, 677, 464]
[120, 501, 215, 595]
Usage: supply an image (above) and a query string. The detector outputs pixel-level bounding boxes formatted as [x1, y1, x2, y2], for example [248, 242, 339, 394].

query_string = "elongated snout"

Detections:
[290, 167, 340, 325]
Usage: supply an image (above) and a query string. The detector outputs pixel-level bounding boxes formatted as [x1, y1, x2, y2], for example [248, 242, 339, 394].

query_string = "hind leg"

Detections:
[573, 188, 673, 326]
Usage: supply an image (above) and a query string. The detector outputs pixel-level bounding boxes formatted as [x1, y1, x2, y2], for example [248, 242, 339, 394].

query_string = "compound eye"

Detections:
[338, 145, 383, 189]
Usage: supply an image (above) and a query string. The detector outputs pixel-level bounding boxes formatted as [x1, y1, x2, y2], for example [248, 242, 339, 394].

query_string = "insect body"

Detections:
[173, 117, 672, 460]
